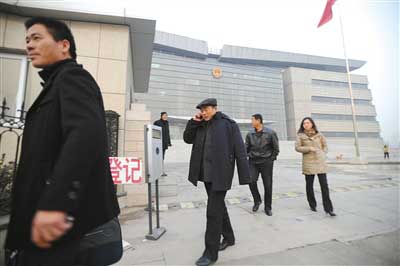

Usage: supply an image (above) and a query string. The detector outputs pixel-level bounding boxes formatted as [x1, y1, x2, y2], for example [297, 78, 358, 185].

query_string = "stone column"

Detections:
[123, 103, 151, 207]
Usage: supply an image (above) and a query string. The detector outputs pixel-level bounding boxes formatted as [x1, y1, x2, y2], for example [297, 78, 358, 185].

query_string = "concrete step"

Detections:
[165, 139, 388, 163]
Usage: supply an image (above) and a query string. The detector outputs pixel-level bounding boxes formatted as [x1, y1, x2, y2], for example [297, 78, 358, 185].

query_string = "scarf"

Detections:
[304, 129, 317, 138]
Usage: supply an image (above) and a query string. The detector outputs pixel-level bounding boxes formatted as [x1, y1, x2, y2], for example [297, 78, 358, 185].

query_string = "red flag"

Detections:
[317, 0, 336, 27]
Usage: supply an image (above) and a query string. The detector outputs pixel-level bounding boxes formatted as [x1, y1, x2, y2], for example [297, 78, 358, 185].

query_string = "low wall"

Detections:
[165, 138, 388, 163]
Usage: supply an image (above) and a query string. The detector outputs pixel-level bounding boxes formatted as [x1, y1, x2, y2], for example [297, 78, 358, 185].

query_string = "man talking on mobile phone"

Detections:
[183, 98, 251, 266]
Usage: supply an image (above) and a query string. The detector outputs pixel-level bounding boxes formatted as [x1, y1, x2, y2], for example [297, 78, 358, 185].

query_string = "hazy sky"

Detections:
[6, 0, 399, 145]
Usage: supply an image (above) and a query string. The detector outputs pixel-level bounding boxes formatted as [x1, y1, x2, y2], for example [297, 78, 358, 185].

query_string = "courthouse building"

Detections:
[135, 31, 383, 158]
[0, 3, 383, 210]
[0, 3, 385, 259]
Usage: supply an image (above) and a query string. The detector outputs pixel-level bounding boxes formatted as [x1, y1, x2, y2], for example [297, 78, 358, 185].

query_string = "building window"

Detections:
[321, 132, 380, 138]
[311, 113, 376, 121]
[312, 79, 368, 89]
[0, 53, 29, 119]
[311, 96, 371, 105]
[185, 79, 200, 85]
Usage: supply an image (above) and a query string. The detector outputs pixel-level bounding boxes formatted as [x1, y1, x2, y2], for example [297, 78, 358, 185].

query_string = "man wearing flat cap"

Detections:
[184, 98, 251, 266]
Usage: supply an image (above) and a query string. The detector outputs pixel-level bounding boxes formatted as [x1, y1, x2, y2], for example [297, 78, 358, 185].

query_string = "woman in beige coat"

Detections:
[295, 117, 336, 216]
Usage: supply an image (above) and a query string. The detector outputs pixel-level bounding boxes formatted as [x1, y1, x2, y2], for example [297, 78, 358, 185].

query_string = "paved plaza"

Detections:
[115, 160, 400, 265]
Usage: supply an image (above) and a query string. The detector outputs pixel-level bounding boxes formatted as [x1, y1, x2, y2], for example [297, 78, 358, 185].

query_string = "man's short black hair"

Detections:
[161, 112, 167, 117]
[252, 114, 263, 124]
[25, 17, 77, 59]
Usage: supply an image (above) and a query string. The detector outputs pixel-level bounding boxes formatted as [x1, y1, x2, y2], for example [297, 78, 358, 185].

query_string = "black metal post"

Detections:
[155, 179, 160, 228]
[13, 134, 21, 179]
[147, 182, 153, 235]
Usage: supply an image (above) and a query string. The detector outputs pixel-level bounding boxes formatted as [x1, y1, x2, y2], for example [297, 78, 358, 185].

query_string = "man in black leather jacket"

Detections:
[245, 114, 279, 216]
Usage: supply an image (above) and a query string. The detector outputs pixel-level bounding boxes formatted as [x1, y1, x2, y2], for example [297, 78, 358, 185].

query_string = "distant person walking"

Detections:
[154, 112, 172, 160]
[154, 112, 172, 176]
[295, 117, 336, 217]
[384, 145, 390, 159]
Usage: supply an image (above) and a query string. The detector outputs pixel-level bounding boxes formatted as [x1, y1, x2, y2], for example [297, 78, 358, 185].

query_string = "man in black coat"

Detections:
[183, 98, 251, 266]
[4, 17, 120, 265]
[245, 114, 279, 216]
[154, 112, 172, 176]
[154, 112, 172, 159]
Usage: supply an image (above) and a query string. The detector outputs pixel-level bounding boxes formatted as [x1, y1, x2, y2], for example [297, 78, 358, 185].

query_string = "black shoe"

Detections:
[252, 202, 261, 212]
[219, 240, 235, 251]
[310, 207, 317, 212]
[326, 211, 336, 216]
[162, 173, 167, 177]
[265, 210, 273, 216]
[195, 256, 216, 266]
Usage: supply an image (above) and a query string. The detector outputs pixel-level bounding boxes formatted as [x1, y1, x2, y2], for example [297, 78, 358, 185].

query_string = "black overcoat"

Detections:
[183, 112, 251, 191]
[5, 59, 120, 250]
[154, 119, 172, 150]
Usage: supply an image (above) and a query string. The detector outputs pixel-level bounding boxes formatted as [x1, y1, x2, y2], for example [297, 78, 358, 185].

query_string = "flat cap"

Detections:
[196, 98, 218, 109]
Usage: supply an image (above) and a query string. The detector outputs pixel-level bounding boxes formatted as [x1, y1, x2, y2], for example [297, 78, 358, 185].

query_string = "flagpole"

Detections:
[337, 0, 361, 158]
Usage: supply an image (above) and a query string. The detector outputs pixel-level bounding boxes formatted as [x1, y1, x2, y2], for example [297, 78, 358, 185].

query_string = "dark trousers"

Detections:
[305, 174, 333, 212]
[162, 148, 167, 160]
[248, 161, 274, 211]
[203, 182, 235, 261]
[384, 152, 389, 159]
